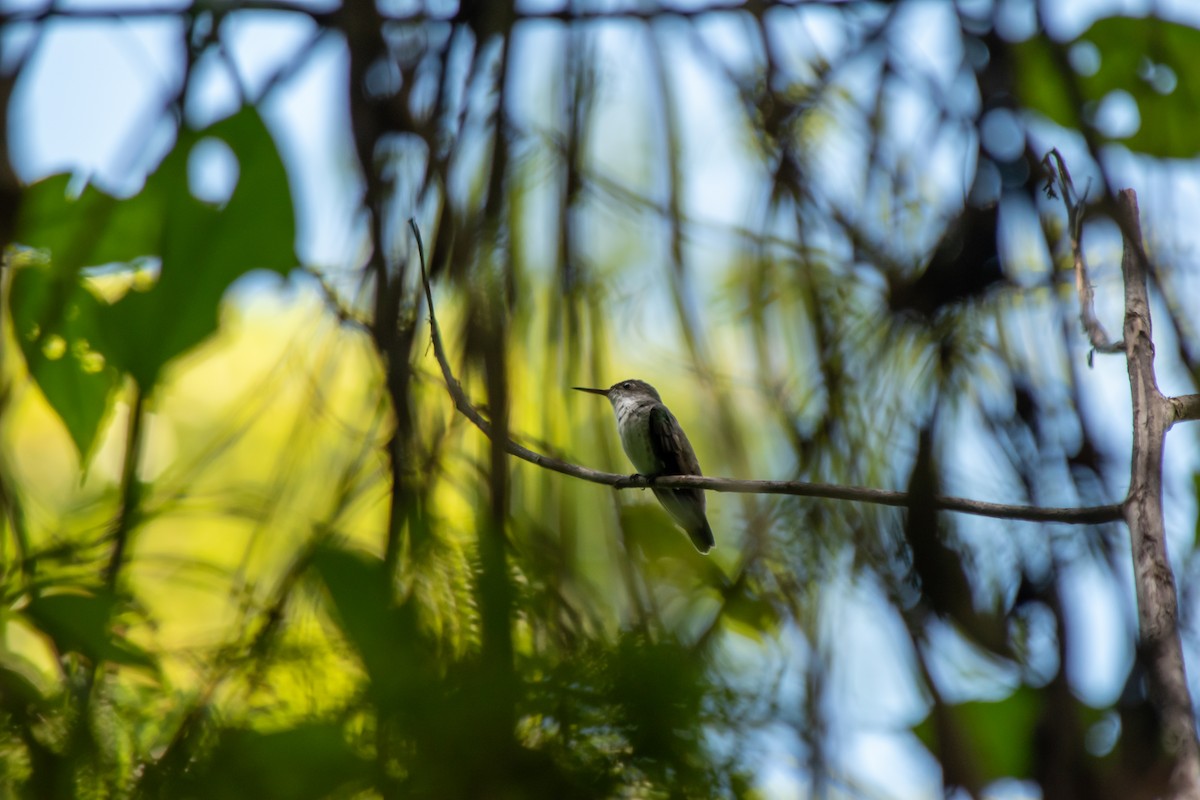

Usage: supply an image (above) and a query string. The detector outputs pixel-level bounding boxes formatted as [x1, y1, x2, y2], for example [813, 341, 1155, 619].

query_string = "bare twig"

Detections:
[299, 265, 371, 333]
[413, 223, 1120, 527]
[1043, 148, 1123, 355]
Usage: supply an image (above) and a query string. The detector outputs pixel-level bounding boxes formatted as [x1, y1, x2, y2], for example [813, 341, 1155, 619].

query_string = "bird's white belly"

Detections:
[618, 423, 659, 475]
[611, 395, 660, 475]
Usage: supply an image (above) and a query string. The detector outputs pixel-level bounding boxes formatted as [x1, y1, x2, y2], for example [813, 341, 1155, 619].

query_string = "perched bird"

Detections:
[574, 379, 714, 553]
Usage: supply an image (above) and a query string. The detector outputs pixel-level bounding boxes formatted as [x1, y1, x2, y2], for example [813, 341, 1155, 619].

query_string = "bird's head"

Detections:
[573, 379, 662, 405]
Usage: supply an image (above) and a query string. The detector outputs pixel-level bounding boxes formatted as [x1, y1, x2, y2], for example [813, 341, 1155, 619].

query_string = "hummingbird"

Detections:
[574, 379, 715, 553]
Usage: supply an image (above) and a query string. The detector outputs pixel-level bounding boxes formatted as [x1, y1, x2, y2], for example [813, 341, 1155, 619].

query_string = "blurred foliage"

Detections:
[1, 1, 1200, 799]
[1014, 16, 1200, 159]
[13, 106, 296, 451]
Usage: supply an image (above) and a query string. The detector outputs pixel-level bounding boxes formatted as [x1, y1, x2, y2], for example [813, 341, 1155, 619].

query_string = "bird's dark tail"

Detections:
[688, 519, 715, 554]
[651, 487, 715, 554]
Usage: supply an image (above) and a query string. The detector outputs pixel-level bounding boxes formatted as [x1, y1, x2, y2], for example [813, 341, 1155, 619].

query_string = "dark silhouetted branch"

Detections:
[105, 384, 145, 588]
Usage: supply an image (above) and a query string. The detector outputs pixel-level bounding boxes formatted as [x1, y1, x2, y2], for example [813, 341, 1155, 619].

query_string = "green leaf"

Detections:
[14, 106, 297, 393]
[1012, 35, 1075, 128]
[9, 105, 296, 452]
[1081, 17, 1200, 158]
[1014, 17, 1200, 158]
[913, 686, 1042, 783]
[22, 590, 156, 672]
[8, 262, 119, 462]
[16, 175, 162, 273]
[192, 724, 367, 800]
[98, 106, 297, 388]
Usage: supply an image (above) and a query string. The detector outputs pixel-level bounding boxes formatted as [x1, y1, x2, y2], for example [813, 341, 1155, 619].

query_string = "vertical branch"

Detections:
[474, 282, 515, 741]
[476, 15, 517, 756]
[105, 384, 145, 588]
[1118, 188, 1200, 799]
[352, 1, 427, 585]
[338, 8, 419, 795]
[432, 5, 521, 769]
[336, 0, 413, 582]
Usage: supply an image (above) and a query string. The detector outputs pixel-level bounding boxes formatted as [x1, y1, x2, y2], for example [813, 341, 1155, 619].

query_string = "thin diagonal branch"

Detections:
[1043, 148, 1123, 355]
[413, 222, 1121, 527]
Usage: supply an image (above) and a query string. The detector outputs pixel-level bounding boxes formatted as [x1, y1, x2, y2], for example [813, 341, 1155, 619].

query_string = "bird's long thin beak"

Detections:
[572, 386, 609, 396]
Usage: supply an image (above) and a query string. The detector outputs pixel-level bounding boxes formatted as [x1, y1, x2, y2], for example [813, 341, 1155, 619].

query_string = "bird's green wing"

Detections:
[648, 405, 702, 476]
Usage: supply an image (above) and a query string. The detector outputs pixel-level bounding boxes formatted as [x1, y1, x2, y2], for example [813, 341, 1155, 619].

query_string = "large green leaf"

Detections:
[12, 173, 156, 460]
[13, 106, 297, 394]
[9, 106, 296, 455]
[9, 261, 119, 462]
[16, 175, 163, 273]
[97, 106, 298, 388]
[1014, 17, 1200, 158]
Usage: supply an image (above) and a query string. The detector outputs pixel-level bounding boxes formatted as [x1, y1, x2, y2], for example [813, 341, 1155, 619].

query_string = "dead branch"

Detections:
[1117, 188, 1200, 798]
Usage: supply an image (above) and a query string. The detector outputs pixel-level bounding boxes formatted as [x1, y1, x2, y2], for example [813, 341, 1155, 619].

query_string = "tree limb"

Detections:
[1169, 393, 1200, 425]
[413, 223, 1121, 527]
[1117, 188, 1200, 799]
